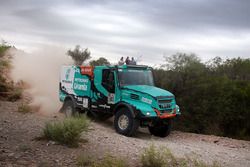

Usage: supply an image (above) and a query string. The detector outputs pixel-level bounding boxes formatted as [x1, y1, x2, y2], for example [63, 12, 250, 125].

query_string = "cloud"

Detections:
[0, 0, 249, 65]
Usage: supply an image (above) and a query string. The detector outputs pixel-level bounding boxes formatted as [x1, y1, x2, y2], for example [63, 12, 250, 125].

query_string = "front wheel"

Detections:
[148, 119, 172, 137]
[114, 108, 139, 137]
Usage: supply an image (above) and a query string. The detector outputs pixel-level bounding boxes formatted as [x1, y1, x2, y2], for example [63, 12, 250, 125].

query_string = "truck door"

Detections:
[102, 69, 115, 104]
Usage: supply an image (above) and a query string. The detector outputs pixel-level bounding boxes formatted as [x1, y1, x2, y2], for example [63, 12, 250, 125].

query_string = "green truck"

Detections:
[59, 65, 180, 137]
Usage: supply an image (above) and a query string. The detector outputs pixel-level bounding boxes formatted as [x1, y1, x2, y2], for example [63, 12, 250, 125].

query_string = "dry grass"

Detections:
[18, 103, 31, 113]
[141, 144, 166, 167]
[77, 153, 127, 167]
[42, 115, 90, 147]
[141, 144, 221, 167]
[76, 154, 93, 167]
[7, 88, 22, 101]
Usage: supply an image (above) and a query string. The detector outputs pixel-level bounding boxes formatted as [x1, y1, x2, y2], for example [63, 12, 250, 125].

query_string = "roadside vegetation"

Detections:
[77, 153, 127, 167]
[67, 45, 111, 66]
[154, 53, 250, 140]
[0, 42, 22, 101]
[76, 145, 220, 167]
[89, 57, 111, 66]
[17, 103, 31, 113]
[67, 45, 91, 65]
[42, 115, 90, 147]
[141, 144, 220, 167]
[0, 40, 10, 58]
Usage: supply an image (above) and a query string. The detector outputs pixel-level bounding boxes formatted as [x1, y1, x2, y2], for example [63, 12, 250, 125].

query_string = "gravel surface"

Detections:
[0, 100, 249, 167]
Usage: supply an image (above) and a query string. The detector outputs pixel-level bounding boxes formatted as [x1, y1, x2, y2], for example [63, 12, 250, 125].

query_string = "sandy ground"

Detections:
[0, 100, 250, 167]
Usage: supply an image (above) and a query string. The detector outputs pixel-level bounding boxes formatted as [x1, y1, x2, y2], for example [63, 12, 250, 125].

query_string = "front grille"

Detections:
[130, 94, 139, 100]
[158, 97, 173, 109]
[159, 103, 171, 109]
[158, 99, 172, 104]
[157, 96, 174, 99]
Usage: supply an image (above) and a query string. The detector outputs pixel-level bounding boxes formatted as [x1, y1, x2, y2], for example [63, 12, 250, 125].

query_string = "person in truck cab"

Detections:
[118, 57, 124, 65]
[130, 57, 136, 65]
[125, 56, 130, 65]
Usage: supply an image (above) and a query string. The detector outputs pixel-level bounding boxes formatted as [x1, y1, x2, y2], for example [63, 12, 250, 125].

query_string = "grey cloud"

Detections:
[12, 8, 78, 32]
[0, 0, 249, 64]
[103, 0, 250, 32]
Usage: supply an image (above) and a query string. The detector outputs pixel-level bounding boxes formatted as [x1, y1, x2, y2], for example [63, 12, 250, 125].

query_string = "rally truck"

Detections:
[59, 65, 180, 137]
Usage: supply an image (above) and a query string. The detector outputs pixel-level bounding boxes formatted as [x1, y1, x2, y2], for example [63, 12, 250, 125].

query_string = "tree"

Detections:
[0, 42, 11, 58]
[206, 56, 222, 69]
[162, 53, 201, 71]
[67, 45, 91, 65]
[89, 57, 111, 66]
[154, 53, 250, 140]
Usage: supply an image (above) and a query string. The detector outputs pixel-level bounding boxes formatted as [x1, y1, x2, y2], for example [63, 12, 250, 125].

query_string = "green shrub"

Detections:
[0, 59, 10, 70]
[77, 153, 127, 167]
[76, 154, 93, 167]
[0, 44, 19, 101]
[7, 88, 22, 101]
[141, 145, 220, 167]
[0, 71, 9, 93]
[92, 154, 127, 167]
[191, 159, 221, 167]
[141, 144, 166, 167]
[43, 115, 90, 147]
[0, 44, 10, 58]
[18, 103, 31, 113]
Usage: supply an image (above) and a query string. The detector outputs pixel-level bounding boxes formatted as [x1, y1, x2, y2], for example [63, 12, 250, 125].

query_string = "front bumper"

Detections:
[154, 108, 176, 119]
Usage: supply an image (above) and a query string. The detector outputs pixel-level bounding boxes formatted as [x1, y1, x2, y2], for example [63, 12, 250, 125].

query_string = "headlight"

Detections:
[176, 104, 181, 115]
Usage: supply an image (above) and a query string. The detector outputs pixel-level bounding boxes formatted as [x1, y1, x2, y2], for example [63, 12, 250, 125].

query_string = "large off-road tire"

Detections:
[62, 100, 76, 117]
[114, 107, 139, 137]
[148, 119, 172, 137]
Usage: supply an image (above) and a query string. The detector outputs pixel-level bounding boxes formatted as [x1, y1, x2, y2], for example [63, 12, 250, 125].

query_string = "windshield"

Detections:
[118, 69, 155, 86]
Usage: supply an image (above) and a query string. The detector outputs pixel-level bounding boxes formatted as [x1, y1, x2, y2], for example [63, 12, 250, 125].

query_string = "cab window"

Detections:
[102, 69, 115, 93]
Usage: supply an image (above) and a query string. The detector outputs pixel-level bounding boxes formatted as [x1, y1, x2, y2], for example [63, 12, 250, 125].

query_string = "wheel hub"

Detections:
[118, 114, 129, 130]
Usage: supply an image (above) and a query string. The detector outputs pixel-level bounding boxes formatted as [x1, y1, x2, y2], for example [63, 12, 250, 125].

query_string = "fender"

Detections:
[113, 102, 137, 118]
[119, 99, 157, 117]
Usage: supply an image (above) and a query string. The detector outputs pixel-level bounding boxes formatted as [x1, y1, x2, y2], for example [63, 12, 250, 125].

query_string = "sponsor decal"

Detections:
[74, 84, 87, 91]
[74, 78, 88, 83]
[141, 97, 152, 104]
[91, 105, 98, 108]
[62, 80, 72, 84]
[65, 68, 71, 80]
[74, 77, 88, 91]
[99, 104, 111, 109]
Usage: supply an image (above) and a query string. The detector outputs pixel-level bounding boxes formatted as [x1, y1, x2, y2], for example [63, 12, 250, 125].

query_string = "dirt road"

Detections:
[0, 100, 250, 167]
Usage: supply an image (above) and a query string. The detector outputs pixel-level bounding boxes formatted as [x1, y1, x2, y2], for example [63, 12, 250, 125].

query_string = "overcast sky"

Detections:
[0, 0, 250, 65]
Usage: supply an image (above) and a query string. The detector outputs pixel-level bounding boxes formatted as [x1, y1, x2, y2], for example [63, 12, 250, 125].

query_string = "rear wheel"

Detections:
[148, 119, 172, 137]
[62, 100, 76, 117]
[114, 107, 139, 136]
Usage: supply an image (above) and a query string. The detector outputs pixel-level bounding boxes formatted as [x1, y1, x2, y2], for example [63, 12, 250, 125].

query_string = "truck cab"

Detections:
[59, 65, 180, 137]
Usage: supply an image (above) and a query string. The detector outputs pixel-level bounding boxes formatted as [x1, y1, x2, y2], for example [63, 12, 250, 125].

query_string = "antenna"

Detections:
[136, 54, 143, 62]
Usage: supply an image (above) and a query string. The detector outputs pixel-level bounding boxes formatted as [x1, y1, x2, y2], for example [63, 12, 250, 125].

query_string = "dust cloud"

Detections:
[10, 46, 73, 113]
